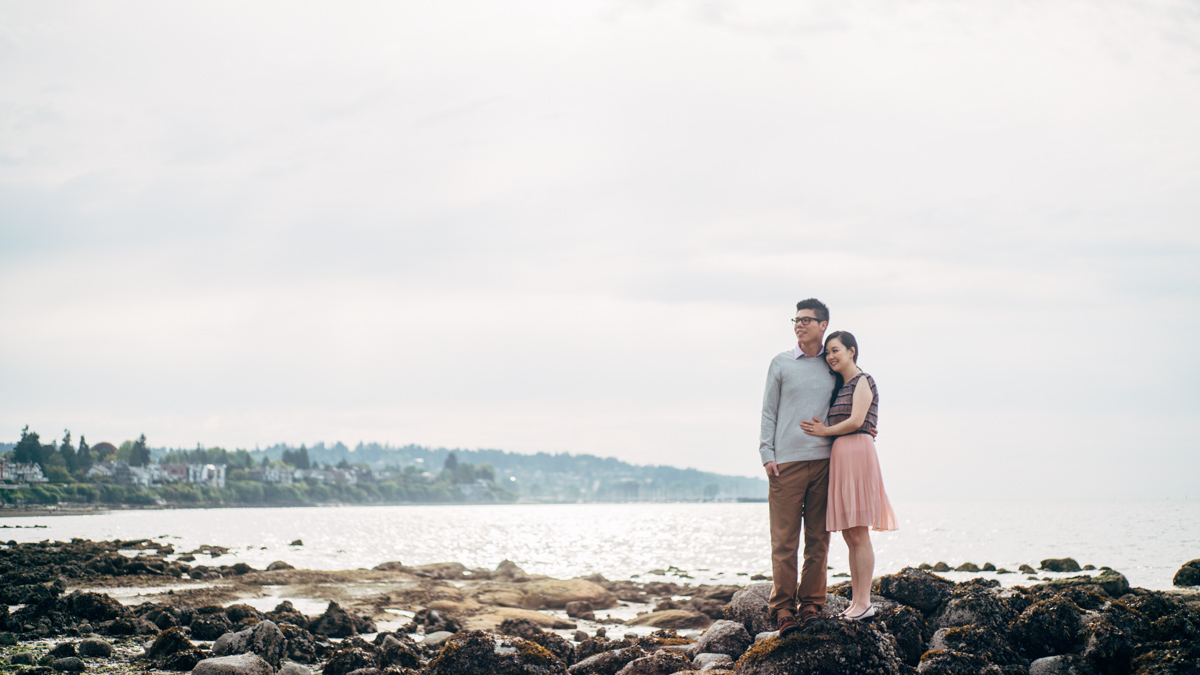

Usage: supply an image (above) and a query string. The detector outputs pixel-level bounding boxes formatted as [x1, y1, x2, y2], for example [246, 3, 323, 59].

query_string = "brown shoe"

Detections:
[777, 614, 799, 638]
[798, 607, 820, 625]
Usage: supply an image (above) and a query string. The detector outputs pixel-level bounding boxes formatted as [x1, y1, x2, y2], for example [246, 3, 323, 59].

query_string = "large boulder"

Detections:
[1173, 559, 1200, 587]
[877, 568, 954, 614]
[191, 653, 273, 675]
[625, 610, 711, 630]
[378, 634, 421, 670]
[191, 611, 235, 641]
[212, 620, 287, 669]
[77, 638, 112, 658]
[1009, 597, 1084, 660]
[522, 579, 617, 610]
[1040, 558, 1082, 573]
[1092, 569, 1130, 597]
[927, 626, 1025, 667]
[427, 630, 567, 675]
[725, 583, 774, 637]
[733, 619, 904, 675]
[694, 620, 752, 659]
[930, 583, 1019, 633]
[613, 650, 692, 675]
[494, 560, 530, 583]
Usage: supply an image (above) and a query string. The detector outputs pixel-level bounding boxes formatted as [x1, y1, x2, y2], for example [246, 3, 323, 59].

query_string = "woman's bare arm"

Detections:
[800, 377, 872, 437]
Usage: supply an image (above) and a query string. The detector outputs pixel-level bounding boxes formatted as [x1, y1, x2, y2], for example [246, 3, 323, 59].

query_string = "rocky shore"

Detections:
[1, 540, 1198, 675]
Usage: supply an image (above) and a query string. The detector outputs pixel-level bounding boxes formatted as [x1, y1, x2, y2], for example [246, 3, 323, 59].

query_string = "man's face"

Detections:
[793, 309, 827, 344]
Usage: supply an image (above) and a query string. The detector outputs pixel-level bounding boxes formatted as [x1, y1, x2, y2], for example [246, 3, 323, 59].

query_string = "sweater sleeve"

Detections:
[759, 358, 781, 465]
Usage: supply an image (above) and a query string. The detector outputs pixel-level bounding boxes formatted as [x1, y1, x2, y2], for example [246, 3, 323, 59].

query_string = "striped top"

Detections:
[826, 372, 878, 435]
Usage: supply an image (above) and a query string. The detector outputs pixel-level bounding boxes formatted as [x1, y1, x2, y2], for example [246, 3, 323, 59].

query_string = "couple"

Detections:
[759, 298, 897, 637]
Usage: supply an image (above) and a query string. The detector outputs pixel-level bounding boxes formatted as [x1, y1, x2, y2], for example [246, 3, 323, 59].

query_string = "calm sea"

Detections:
[2, 501, 1197, 591]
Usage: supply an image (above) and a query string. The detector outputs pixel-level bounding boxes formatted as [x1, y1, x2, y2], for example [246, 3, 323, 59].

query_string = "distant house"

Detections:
[187, 464, 226, 488]
[458, 479, 493, 501]
[248, 465, 293, 484]
[86, 462, 117, 480]
[0, 461, 48, 485]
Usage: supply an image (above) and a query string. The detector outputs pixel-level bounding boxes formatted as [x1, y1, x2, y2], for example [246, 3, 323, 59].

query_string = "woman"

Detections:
[799, 331, 897, 621]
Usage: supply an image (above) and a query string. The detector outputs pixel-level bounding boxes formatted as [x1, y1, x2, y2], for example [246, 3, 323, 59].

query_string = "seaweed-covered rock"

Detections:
[877, 604, 927, 667]
[67, 593, 125, 623]
[192, 610, 235, 640]
[734, 619, 904, 675]
[528, 632, 577, 667]
[1092, 569, 1130, 597]
[1010, 597, 1084, 660]
[1130, 641, 1200, 674]
[378, 634, 421, 670]
[266, 601, 309, 627]
[144, 627, 206, 671]
[49, 642, 77, 658]
[877, 568, 954, 615]
[695, 620, 751, 659]
[931, 583, 1018, 633]
[1040, 559, 1082, 573]
[499, 618, 544, 639]
[1080, 617, 1132, 675]
[279, 622, 317, 663]
[915, 650, 993, 674]
[427, 630, 567, 675]
[613, 649, 692, 675]
[309, 602, 374, 638]
[225, 604, 265, 624]
[725, 583, 774, 637]
[568, 645, 647, 675]
[51, 657, 85, 672]
[576, 638, 635, 662]
[77, 638, 112, 658]
[928, 626, 1026, 667]
[323, 642, 379, 675]
[1174, 559, 1200, 587]
[192, 653, 274, 675]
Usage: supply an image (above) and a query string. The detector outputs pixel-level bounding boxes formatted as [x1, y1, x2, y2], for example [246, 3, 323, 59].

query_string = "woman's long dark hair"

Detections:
[824, 331, 859, 406]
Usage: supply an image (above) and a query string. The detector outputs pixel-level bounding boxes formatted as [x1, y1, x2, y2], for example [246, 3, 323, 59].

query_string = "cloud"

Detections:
[0, 0, 1197, 497]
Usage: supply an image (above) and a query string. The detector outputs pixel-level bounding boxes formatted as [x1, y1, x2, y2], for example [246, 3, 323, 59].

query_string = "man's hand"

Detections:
[870, 427, 878, 439]
[764, 461, 779, 477]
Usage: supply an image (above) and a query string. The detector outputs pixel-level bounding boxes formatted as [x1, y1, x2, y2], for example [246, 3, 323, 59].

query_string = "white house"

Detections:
[187, 464, 226, 488]
[0, 461, 48, 485]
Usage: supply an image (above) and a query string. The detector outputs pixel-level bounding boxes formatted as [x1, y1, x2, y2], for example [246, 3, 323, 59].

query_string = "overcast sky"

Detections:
[2, 1, 1197, 499]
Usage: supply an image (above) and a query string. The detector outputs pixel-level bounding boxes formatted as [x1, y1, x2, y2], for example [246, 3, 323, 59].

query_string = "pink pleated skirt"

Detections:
[827, 433, 898, 532]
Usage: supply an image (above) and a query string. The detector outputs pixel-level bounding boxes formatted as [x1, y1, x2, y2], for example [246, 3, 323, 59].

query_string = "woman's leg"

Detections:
[841, 526, 874, 614]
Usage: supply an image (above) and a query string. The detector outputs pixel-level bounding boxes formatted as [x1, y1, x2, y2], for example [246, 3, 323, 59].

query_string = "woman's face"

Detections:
[825, 338, 856, 374]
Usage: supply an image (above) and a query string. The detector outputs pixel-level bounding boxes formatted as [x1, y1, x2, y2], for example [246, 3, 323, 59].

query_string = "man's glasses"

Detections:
[791, 317, 822, 326]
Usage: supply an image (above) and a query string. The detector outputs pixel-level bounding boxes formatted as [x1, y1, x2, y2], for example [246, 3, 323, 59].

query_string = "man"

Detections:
[760, 298, 836, 636]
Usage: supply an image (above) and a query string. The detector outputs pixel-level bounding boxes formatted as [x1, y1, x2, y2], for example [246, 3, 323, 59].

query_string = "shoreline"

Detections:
[1, 538, 1198, 674]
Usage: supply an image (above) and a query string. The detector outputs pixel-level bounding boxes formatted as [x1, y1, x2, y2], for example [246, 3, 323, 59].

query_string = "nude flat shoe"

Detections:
[842, 605, 876, 621]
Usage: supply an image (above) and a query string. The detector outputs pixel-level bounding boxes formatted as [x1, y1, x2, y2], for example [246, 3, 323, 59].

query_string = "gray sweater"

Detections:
[759, 349, 836, 465]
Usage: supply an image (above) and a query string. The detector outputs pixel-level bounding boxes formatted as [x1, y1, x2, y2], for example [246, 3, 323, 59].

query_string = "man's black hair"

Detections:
[795, 298, 829, 323]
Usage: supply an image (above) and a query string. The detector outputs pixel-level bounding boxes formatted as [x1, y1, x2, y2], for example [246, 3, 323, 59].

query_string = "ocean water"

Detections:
[1, 500, 1197, 591]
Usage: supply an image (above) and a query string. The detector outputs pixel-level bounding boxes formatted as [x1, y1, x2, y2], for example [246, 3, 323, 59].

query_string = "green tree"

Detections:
[443, 452, 458, 472]
[76, 435, 92, 471]
[117, 440, 133, 463]
[129, 434, 151, 467]
[13, 426, 43, 468]
[59, 429, 77, 473]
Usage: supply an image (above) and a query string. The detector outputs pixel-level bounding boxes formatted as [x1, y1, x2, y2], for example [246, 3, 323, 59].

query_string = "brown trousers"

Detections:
[768, 458, 830, 619]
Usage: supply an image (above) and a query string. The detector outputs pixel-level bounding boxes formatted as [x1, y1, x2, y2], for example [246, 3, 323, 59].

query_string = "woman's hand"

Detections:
[799, 417, 828, 436]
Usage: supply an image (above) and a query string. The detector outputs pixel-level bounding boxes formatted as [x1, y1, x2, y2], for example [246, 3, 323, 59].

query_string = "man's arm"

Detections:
[759, 358, 781, 469]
